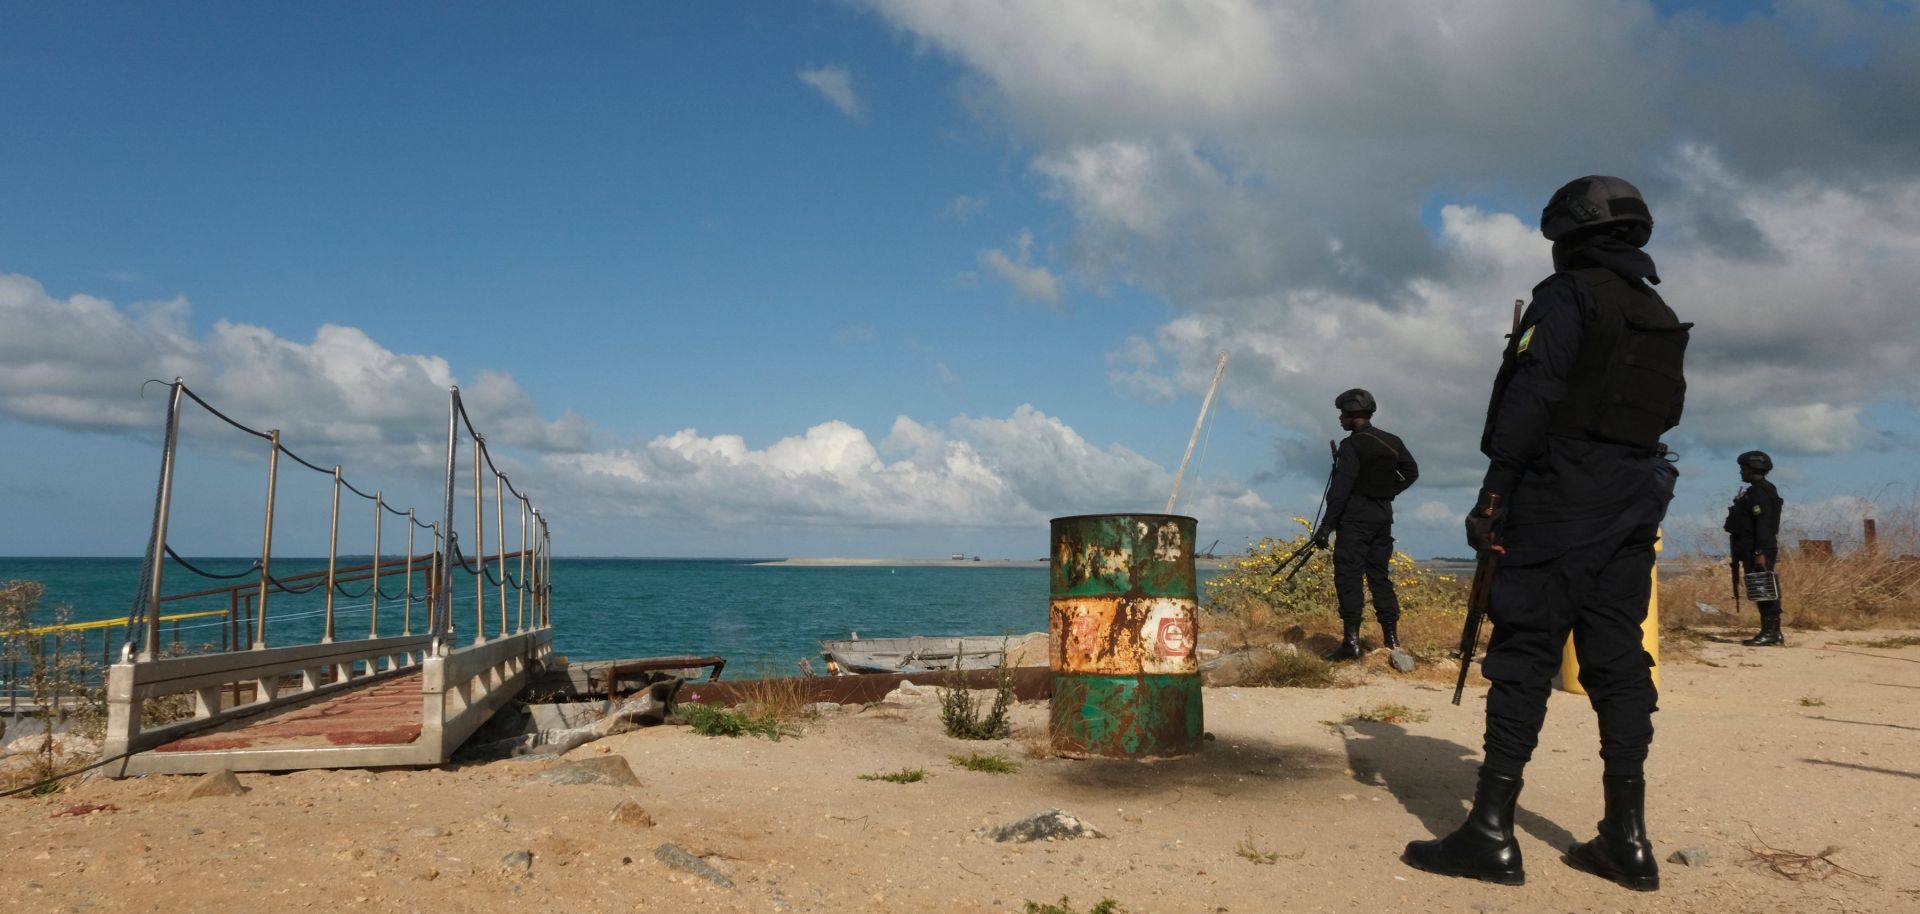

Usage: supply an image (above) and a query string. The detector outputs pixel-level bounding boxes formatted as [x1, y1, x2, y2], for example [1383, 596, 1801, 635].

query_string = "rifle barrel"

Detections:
[1453, 551, 1497, 706]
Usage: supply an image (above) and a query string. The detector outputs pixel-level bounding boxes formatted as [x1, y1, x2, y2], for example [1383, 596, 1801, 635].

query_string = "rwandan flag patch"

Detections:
[1516, 325, 1535, 354]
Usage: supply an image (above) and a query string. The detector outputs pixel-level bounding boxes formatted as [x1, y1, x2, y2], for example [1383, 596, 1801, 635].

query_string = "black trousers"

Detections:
[1480, 502, 1666, 779]
[1333, 520, 1400, 626]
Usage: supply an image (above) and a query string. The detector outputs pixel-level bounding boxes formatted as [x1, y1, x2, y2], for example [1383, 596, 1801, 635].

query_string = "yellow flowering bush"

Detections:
[1204, 518, 1469, 655]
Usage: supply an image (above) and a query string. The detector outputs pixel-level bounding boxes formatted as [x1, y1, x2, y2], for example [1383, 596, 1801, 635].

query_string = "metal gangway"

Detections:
[95, 380, 555, 775]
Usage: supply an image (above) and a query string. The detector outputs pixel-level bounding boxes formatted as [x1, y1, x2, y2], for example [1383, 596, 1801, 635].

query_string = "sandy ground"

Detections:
[4, 630, 1917, 914]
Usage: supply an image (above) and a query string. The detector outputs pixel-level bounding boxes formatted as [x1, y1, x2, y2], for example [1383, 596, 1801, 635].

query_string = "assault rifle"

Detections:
[1454, 299, 1526, 706]
[1270, 440, 1339, 587]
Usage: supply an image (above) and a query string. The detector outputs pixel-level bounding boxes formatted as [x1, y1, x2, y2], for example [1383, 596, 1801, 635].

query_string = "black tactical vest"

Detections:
[1544, 267, 1691, 450]
[1351, 430, 1405, 499]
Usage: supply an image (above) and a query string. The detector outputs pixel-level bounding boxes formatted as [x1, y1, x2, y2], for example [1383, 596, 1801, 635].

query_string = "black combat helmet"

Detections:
[1541, 175, 1654, 247]
[1334, 388, 1376, 414]
[1738, 450, 1773, 473]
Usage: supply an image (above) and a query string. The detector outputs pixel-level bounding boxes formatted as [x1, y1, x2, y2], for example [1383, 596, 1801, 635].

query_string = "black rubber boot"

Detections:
[1324, 624, 1364, 661]
[1381, 621, 1400, 651]
[1566, 775, 1660, 892]
[1742, 614, 1784, 647]
[1403, 768, 1525, 885]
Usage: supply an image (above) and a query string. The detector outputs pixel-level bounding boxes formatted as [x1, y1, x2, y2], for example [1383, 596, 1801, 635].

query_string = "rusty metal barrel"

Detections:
[1048, 513, 1203, 758]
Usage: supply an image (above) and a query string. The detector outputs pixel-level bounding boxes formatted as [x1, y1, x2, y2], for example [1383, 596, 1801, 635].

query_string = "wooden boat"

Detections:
[818, 634, 1011, 675]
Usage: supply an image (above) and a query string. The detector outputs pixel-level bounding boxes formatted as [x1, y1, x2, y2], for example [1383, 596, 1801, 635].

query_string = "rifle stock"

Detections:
[1452, 549, 1498, 706]
[1730, 559, 1742, 615]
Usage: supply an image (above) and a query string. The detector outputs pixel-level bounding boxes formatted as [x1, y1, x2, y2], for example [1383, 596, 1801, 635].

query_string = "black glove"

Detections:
[1464, 490, 1506, 554]
[1311, 531, 1330, 549]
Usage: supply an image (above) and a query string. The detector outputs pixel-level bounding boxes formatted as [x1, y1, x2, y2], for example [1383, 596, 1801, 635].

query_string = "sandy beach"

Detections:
[4, 629, 1916, 914]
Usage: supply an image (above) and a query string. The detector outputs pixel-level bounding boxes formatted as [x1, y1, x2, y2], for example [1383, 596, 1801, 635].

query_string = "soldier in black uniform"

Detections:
[1726, 450, 1785, 646]
[1403, 176, 1688, 892]
[1312, 389, 1419, 660]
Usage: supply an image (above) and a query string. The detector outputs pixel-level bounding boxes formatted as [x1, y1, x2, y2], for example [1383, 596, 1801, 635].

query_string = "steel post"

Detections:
[494, 472, 506, 637]
[136, 379, 185, 661]
[435, 388, 459, 654]
[324, 466, 341, 644]
[517, 496, 528, 633]
[472, 435, 485, 644]
[371, 491, 382, 638]
[254, 431, 282, 649]
[403, 511, 415, 635]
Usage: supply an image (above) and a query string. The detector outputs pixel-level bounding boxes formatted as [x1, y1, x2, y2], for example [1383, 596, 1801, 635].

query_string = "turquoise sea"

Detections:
[2, 557, 1219, 675]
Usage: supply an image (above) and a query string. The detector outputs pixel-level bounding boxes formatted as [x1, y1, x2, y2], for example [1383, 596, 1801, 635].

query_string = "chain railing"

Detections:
[118, 379, 551, 667]
[86, 380, 558, 774]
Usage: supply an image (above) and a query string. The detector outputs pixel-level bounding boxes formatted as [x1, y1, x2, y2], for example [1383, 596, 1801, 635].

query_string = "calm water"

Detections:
[1, 557, 1223, 673]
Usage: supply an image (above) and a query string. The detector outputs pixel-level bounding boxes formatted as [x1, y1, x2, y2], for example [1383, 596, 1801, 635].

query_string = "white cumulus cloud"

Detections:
[978, 229, 1064, 307]
[799, 64, 862, 119]
[862, 0, 1920, 488]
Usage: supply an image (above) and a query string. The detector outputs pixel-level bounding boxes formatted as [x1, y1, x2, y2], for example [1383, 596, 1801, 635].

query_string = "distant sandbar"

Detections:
[755, 556, 1228, 569]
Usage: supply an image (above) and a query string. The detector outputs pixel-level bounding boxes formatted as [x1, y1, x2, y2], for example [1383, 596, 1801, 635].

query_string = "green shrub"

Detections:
[1204, 520, 1466, 651]
[675, 702, 787, 740]
[938, 647, 1014, 740]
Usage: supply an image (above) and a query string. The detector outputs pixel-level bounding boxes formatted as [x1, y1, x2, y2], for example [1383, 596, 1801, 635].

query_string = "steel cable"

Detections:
[451, 398, 531, 502]
[163, 547, 261, 580]
[176, 384, 273, 441]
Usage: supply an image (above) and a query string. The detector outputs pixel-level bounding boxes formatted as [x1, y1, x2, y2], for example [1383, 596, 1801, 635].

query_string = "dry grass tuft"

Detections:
[732, 668, 815, 723]
[1240, 652, 1341, 689]
[1830, 634, 1920, 649]
[1745, 827, 1877, 882]
[1661, 502, 1920, 634]
[1015, 724, 1055, 760]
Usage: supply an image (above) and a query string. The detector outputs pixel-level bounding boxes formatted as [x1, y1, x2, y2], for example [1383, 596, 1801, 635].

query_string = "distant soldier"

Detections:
[1312, 388, 1418, 660]
[1405, 176, 1687, 892]
[1726, 450, 1785, 646]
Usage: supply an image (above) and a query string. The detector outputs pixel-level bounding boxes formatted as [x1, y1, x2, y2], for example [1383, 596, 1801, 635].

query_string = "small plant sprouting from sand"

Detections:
[948, 751, 1019, 774]
[1798, 696, 1827, 707]
[1340, 702, 1431, 726]
[858, 767, 926, 784]
[938, 644, 1014, 740]
[674, 703, 787, 741]
[1024, 898, 1122, 914]
[1235, 834, 1280, 865]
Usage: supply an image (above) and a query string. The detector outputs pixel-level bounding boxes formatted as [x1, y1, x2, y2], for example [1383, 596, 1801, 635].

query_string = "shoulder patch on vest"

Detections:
[1515, 325, 1535, 354]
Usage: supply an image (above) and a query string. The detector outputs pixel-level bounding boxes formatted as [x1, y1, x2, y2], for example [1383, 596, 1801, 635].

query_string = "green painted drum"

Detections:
[1048, 514, 1203, 758]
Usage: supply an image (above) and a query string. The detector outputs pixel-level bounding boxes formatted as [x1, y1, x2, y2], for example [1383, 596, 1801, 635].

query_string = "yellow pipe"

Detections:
[17, 609, 227, 637]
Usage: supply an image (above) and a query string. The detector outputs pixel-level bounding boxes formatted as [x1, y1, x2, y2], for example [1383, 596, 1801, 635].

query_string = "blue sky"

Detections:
[4, 1, 1918, 561]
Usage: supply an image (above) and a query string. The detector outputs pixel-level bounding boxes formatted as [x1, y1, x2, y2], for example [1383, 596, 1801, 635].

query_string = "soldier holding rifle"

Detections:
[1403, 176, 1688, 892]
[1312, 389, 1419, 661]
